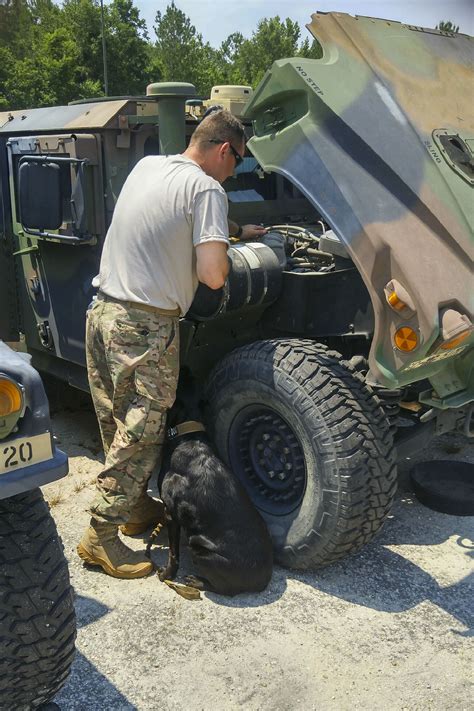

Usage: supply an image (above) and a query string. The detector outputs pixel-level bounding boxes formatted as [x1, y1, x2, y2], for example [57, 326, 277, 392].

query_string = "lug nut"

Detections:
[268, 470, 275, 478]
[278, 472, 286, 480]
[285, 463, 292, 471]
[263, 433, 270, 441]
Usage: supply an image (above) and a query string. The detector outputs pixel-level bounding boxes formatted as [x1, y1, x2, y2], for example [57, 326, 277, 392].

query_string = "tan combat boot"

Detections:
[119, 493, 166, 536]
[77, 519, 154, 579]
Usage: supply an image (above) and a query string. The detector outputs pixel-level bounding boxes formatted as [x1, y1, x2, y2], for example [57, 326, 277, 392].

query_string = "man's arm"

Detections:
[228, 219, 268, 241]
[195, 242, 230, 290]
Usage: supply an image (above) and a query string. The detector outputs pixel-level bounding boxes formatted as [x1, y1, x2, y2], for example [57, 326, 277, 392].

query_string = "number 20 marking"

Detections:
[3, 442, 33, 468]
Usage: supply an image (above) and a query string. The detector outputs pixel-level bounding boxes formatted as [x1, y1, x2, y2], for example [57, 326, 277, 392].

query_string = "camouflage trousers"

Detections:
[85, 297, 179, 524]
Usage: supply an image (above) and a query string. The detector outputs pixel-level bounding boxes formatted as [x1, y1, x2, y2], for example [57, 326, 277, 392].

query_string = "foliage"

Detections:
[152, 1, 224, 95]
[220, 16, 322, 86]
[107, 0, 151, 95]
[436, 20, 460, 33]
[0, 0, 322, 109]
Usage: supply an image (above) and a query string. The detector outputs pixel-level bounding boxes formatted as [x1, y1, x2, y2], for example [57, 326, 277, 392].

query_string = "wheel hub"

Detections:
[228, 406, 306, 515]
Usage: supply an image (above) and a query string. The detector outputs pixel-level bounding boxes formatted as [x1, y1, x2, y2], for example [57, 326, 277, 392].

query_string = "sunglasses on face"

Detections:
[208, 139, 244, 167]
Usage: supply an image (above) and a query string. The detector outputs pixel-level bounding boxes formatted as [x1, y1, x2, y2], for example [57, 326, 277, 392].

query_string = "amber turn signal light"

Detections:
[394, 326, 418, 352]
[387, 291, 406, 311]
[440, 330, 472, 350]
[439, 309, 473, 351]
[0, 377, 23, 418]
[384, 279, 416, 317]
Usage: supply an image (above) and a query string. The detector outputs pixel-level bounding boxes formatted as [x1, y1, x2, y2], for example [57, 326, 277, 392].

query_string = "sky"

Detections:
[135, 0, 474, 45]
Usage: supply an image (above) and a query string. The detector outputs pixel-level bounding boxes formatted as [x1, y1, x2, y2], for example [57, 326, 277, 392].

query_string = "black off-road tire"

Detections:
[206, 340, 397, 569]
[0, 489, 76, 710]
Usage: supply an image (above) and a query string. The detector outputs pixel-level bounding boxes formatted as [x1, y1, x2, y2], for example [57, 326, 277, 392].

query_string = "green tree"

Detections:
[436, 20, 460, 33]
[1, 24, 84, 109]
[0, 0, 153, 108]
[0, 47, 16, 110]
[1, 0, 103, 109]
[61, 0, 104, 95]
[235, 17, 301, 85]
[29, 0, 62, 31]
[299, 36, 323, 60]
[222, 16, 322, 87]
[106, 0, 151, 95]
[0, 1, 323, 109]
[152, 1, 223, 95]
[62, 0, 151, 99]
[153, 1, 199, 81]
[0, 0, 35, 59]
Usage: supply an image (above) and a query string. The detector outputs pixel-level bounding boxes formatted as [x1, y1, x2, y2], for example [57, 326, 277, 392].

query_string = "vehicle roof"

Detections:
[0, 99, 130, 133]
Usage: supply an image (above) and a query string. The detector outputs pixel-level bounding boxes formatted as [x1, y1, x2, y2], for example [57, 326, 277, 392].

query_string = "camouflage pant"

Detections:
[85, 298, 179, 524]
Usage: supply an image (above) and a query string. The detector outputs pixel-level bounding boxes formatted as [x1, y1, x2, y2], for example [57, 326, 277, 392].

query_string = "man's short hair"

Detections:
[191, 109, 246, 150]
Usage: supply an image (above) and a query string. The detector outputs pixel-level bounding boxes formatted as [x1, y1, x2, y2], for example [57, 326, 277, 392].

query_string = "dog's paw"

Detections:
[184, 575, 206, 590]
[159, 567, 177, 582]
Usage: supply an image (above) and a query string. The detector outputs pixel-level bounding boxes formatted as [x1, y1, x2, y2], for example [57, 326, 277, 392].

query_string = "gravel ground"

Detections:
[42, 390, 474, 711]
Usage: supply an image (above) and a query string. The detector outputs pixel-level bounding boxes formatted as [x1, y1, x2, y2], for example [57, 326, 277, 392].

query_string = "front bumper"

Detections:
[0, 447, 68, 499]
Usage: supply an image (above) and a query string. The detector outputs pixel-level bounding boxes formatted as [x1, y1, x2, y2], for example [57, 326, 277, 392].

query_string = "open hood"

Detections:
[244, 13, 473, 402]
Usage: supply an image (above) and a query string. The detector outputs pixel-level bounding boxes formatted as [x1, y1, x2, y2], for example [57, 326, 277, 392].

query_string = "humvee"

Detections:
[1, 13, 472, 569]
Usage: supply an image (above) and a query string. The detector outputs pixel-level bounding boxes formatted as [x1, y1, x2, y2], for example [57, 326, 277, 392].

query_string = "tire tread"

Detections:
[206, 339, 397, 569]
[0, 489, 76, 710]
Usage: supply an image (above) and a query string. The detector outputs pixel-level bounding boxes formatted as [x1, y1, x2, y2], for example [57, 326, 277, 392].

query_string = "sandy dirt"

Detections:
[42, 389, 473, 711]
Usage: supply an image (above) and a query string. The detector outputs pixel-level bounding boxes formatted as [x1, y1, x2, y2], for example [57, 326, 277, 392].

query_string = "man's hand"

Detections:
[228, 219, 267, 241]
[240, 224, 268, 241]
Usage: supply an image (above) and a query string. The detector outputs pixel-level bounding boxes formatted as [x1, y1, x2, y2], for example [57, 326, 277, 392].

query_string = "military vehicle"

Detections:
[0, 342, 76, 708]
[0, 13, 472, 570]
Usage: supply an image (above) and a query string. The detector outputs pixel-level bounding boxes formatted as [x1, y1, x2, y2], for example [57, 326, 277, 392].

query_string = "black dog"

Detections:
[151, 391, 273, 596]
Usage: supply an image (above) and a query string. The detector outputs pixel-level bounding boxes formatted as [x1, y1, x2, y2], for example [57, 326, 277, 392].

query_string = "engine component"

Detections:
[260, 231, 287, 269]
[188, 242, 283, 320]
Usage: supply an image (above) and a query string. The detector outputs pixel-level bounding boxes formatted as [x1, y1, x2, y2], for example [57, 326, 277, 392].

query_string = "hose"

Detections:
[267, 225, 321, 244]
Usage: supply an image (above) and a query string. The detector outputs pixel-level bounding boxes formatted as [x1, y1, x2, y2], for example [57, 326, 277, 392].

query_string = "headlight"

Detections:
[0, 377, 24, 418]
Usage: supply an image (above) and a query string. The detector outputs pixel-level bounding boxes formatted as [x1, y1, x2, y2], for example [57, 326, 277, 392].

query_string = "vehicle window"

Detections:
[11, 154, 72, 225]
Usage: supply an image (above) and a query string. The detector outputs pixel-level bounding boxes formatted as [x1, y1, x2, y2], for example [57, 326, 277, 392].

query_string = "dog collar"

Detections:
[167, 420, 206, 440]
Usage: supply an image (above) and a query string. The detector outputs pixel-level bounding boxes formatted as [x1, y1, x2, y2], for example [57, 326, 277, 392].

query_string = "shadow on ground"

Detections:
[54, 595, 138, 710]
[47, 380, 474, 631]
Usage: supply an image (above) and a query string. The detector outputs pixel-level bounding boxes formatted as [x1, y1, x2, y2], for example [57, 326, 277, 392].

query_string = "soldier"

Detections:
[77, 109, 266, 579]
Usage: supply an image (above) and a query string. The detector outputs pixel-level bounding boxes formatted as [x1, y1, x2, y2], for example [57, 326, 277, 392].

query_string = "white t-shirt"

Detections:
[98, 154, 229, 314]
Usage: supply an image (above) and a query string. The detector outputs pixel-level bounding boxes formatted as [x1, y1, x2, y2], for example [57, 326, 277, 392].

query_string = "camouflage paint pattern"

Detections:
[243, 13, 473, 402]
[86, 299, 179, 524]
[1, 12, 472, 410]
